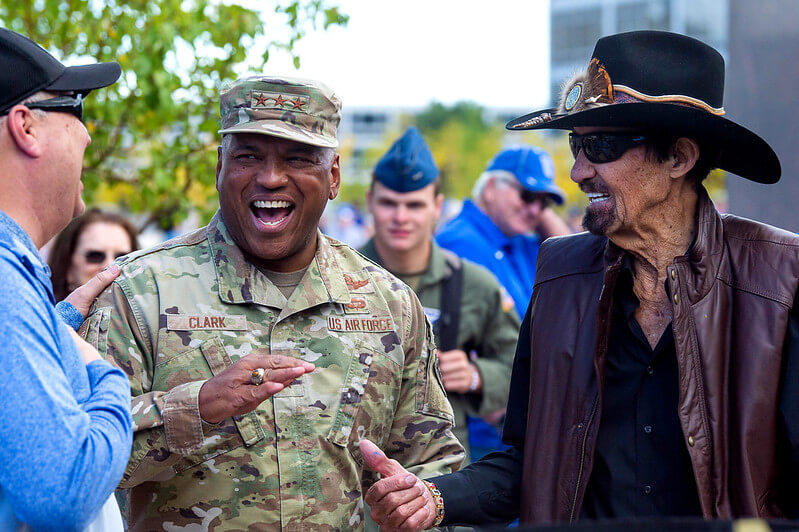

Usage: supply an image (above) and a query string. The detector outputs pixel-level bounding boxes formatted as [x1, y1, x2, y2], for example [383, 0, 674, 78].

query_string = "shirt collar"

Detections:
[604, 187, 718, 306]
[459, 199, 512, 248]
[0, 210, 53, 297]
[207, 212, 350, 313]
[360, 238, 448, 289]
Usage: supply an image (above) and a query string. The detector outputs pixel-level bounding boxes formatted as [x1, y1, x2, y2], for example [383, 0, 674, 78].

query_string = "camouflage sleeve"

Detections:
[80, 278, 210, 488]
[469, 285, 520, 417]
[383, 288, 464, 479]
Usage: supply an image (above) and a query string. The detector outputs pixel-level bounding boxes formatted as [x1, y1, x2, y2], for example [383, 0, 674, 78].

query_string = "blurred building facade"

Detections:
[550, 0, 729, 104]
[725, 0, 799, 232]
[337, 106, 529, 187]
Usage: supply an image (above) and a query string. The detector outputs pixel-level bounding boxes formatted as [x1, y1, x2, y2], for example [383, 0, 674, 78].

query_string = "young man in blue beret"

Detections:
[360, 127, 519, 466]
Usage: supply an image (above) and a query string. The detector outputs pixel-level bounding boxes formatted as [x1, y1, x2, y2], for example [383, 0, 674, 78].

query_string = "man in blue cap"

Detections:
[437, 145, 571, 318]
[360, 127, 519, 466]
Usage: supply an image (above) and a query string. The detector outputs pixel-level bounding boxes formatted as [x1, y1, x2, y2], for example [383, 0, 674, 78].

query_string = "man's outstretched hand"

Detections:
[361, 438, 436, 531]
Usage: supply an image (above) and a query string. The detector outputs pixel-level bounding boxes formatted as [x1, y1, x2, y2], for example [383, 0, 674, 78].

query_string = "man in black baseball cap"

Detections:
[0, 28, 132, 530]
[363, 30, 799, 529]
[0, 27, 120, 115]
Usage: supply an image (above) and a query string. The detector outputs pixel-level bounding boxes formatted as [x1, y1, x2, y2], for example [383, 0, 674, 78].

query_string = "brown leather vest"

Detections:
[518, 191, 799, 524]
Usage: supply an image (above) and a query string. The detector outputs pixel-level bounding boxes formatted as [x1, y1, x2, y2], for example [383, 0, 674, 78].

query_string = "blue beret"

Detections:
[485, 145, 566, 205]
[374, 127, 439, 192]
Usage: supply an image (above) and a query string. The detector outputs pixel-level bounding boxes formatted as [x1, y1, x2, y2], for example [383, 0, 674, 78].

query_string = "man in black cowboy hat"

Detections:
[359, 30, 799, 529]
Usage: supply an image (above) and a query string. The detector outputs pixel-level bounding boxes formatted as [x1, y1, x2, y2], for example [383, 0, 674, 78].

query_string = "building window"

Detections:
[616, 0, 669, 33]
[552, 7, 602, 66]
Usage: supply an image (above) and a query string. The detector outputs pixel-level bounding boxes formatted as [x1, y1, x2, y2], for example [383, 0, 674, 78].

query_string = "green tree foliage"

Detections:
[0, 0, 347, 230]
[334, 102, 503, 206]
[415, 101, 503, 198]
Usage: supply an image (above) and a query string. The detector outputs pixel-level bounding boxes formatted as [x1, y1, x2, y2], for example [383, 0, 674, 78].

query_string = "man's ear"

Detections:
[434, 192, 444, 220]
[328, 153, 341, 200]
[215, 145, 223, 191]
[670, 137, 700, 180]
[6, 105, 43, 158]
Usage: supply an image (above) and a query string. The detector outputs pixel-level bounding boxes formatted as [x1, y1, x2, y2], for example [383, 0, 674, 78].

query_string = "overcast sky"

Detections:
[260, 0, 552, 109]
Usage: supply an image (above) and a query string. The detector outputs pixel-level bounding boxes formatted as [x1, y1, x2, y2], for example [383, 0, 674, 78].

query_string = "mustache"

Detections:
[579, 182, 610, 195]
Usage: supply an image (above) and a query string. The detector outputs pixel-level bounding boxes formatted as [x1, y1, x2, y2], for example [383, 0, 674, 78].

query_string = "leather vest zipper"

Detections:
[569, 396, 598, 522]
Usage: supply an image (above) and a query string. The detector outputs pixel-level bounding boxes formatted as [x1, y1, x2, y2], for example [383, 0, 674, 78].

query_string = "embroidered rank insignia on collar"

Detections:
[343, 271, 375, 294]
[251, 90, 309, 112]
[166, 314, 247, 331]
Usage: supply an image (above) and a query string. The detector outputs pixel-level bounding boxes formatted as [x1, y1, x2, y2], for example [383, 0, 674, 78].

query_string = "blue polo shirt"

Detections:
[437, 199, 540, 318]
[0, 210, 132, 531]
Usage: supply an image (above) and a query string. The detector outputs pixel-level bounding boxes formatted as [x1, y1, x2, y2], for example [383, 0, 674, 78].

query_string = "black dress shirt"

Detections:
[580, 262, 702, 518]
[435, 280, 799, 527]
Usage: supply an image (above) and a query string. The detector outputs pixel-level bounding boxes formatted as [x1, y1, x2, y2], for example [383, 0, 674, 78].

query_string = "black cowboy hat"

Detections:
[506, 31, 781, 184]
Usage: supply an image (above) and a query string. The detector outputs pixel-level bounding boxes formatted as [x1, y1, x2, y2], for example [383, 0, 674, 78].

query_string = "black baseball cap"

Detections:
[0, 28, 121, 114]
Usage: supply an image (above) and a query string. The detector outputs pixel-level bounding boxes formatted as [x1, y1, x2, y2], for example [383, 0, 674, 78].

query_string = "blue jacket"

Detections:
[0, 211, 132, 531]
[437, 200, 540, 317]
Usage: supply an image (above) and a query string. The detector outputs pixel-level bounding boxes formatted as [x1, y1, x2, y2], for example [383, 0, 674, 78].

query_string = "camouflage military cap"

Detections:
[219, 75, 341, 148]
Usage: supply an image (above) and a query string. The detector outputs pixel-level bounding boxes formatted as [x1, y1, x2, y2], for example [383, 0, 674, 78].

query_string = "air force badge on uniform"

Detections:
[343, 271, 374, 293]
[374, 126, 439, 193]
[327, 316, 394, 333]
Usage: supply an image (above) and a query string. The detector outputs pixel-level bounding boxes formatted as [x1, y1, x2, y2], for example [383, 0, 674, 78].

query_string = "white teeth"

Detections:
[259, 216, 289, 227]
[587, 192, 610, 204]
[252, 200, 291, 208]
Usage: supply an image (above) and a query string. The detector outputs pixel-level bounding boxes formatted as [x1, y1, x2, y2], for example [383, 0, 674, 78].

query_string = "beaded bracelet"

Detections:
[421, 479, 445, 528]
[468, 363, 480, 393]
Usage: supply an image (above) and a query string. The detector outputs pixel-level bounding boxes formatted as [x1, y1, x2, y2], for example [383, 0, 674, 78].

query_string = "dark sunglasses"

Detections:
[569, 132, 647, 164]
[2, 94, 84, 121]
[84, 250, 127, 264]
[519, 189, 553, 209]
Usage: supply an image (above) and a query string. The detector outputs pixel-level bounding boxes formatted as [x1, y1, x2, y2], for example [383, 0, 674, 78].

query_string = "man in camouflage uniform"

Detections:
[81, 75, 463, 531]
[360, 127, 519, 465]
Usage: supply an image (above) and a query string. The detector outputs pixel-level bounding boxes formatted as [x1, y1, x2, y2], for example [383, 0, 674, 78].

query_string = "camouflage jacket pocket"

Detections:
[153, 338, 250, 472]
[200, 338, 265, 447]
[415, 342, 455, 424]
[326, 341, 401, 451]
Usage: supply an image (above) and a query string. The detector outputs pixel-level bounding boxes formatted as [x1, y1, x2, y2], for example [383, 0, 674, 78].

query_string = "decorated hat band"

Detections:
[612, 85, 725, 116]
[510, 58, 724, 130]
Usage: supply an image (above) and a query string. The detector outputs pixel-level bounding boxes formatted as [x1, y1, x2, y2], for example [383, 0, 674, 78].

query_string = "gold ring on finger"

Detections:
[250, 367, 265, 386]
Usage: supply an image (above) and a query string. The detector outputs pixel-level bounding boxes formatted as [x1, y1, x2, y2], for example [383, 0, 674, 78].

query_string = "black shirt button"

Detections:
[643, 485, 652, 495]
[644, 425, 653, 434]
[646, 365, 654, 375]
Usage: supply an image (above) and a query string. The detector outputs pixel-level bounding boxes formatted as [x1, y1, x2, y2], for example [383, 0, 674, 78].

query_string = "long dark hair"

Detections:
[48, 209, 140, 301]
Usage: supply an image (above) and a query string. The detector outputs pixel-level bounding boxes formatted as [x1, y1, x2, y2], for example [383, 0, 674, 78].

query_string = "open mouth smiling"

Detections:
[586, 192, 611, 204]
[250, 199, 295, 228]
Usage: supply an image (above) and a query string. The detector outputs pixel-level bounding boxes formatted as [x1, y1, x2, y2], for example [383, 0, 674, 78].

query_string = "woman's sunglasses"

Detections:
[569, 132, 647, 164]
[84, 250, 127, 264]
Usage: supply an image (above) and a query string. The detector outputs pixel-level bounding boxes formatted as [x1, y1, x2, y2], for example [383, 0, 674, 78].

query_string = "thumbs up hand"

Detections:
[361, 439, 436, 531]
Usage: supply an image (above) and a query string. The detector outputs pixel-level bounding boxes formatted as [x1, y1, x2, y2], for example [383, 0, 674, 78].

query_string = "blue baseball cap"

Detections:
[374, 126, 439, 193]
[485, 145, 565, 205]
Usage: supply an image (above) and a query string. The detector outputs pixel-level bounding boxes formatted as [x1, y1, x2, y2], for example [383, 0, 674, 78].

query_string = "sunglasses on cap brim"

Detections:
[569, 132, 647, 164]
[1, 94, 84, 121]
